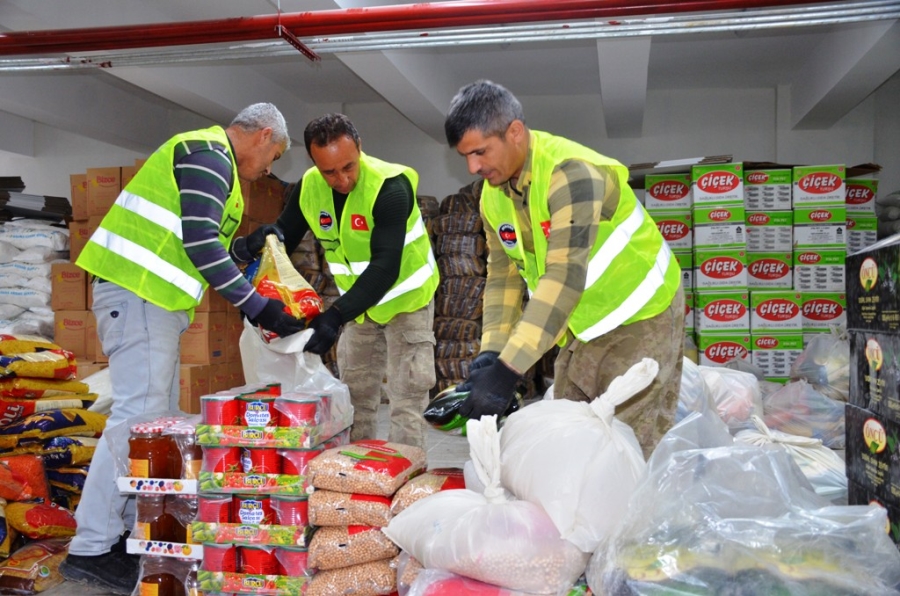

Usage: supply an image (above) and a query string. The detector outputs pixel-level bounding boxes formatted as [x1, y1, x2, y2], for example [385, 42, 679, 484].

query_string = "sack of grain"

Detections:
[384, 416, 588, 594]
[308, 490, 393, 527]
[306, 558, 396, 596]
[434, 340, 480, 360]
[435, 294, 483, 320]
[438, 276, 486, 299]
[437, 254, 486, 278]
[433, 318, 481, 341]
[435, 234, 486, 257]
[309, 525, 399, 570]
[431, 214, 483, 235]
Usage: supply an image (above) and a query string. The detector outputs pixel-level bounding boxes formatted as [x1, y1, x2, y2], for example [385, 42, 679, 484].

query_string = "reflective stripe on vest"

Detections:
[75, 126, 242, 317]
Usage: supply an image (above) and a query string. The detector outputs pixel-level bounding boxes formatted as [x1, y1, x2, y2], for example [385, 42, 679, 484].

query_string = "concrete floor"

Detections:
[44, 404, 469, 595]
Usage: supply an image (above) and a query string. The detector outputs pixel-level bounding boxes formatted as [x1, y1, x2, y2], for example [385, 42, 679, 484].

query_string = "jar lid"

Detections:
[130, 423, 165, 434]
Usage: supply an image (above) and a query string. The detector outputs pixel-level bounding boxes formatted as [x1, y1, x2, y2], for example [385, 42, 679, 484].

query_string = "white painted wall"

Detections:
[2, 75, 898, 204]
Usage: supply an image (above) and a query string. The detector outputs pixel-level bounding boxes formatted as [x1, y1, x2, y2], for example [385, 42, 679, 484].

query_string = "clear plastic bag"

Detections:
[498, 359, 652, 553]
[735, 415, 847, 504]
[790, 329, 850, 401]
[586, 413, 900, 595]
[675, 356, 715, 422]
[762, 379, 845, 449]
[384, 416, 588, 595]
[698, 365, 763, 433]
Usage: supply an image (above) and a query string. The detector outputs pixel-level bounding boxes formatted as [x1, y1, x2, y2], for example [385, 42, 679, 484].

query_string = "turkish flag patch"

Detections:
[350, 214, 369, 231]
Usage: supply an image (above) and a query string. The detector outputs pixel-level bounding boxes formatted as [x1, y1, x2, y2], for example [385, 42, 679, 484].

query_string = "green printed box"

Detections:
[675, 250, 693, 291]
[845, 178, 879, 213]
[697, 333, 751, 367]
[793, 250, 846, 292]
[649, 210, 693, 250]
[793, 205, 846, 249]
[744, 168, 792, 211]
[746, 211, 792, 252]
[645, 173, 692, 210]
[847, 214, 878, 254]
[692, 163, 744, 205]
[750, 333, 804, 383]
[694, 248, 747, 290]
[692, 205, 746, 249]
[747, 252, 792, 289]
[792, 164, 845, 207]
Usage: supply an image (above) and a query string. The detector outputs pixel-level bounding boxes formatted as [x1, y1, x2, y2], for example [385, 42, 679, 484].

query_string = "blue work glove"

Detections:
[249, 298, 304, 338]
[230, 224, 284, 263]
[458, 358, 522, 420]
[303, 307, 343, 355]
[456, 351, 500, 392]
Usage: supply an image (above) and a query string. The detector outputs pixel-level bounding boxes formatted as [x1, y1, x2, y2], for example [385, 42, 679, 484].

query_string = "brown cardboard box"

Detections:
[70, 174, 88, 221]
[121, 165, 138, 189]
[51, 263, 87, 311]
[68, 216, 102, 263]
[180, 312, 226, 365]
[179, 364, 210, 414]
[209, 363, 231, 394]
[54, 310, 91, 360]
[196, 288, 228, 313]
[85, 311, 108, 364]
[245, 176, 286, 222]
[76, 361, 107, 380]
[86, 167, 122, 217]
[228, 359, 245, 389]
[225, 308, 244, 363]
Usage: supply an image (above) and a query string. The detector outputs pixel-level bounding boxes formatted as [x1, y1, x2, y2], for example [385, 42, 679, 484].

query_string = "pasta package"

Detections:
[0, 539, 68, 594]
[0, 396, 91, 428]
[0, 335, 61, 356]
[0, 350, 76, 380]
[0, 498, 19, 559]
[6, 502, 76, 539]
[0, 455, 51, 503]
[0, 378, 89, 398]
[0, 409, 107, 450]
[253, 235, 324, 323]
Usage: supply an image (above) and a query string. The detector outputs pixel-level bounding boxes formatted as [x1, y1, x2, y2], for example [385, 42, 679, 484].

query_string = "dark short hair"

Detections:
[444, 80, 525, 148]
[303, 113, 360, 155]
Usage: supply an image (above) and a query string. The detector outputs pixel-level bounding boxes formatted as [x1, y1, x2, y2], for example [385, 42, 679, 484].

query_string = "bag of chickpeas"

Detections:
[305, 558, 396, 596]
[308, 525, 399, 570]
[307, 440, 426, 497]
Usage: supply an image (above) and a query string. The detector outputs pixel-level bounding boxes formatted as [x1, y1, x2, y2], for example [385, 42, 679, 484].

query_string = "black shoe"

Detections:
[60, 550, 139, 596]
[110, 531, 131, 553]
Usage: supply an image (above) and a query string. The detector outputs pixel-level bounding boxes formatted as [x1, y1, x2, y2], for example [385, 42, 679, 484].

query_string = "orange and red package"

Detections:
[0, 455, 51, 503]
[252, 235, 324, 322]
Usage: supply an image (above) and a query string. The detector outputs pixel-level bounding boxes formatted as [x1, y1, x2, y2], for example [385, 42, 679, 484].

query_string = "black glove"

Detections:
[458, 359, 522, 420]
[303, 306, 343, 355]
[456, 351, 500, 392]
[230, 224, 284, 263]
[249, 298, 304, 338]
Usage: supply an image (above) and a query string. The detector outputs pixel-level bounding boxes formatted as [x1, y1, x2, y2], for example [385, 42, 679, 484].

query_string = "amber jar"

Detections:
[129, 423, 171, 479]
[139, 556, 177, 596]
[167, 494, 197, 544]
[136, 495, 174, 542]
[167, 429, 203, 480]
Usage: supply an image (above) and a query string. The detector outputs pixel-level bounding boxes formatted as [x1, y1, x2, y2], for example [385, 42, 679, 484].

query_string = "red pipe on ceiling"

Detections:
[0, 0, 831, 56]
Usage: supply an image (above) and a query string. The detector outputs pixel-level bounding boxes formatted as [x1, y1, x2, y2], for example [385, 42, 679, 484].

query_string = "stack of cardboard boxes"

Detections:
[645, 161, 877, 383]
[845, 235, 900, 546]
[60, 163, 289, 415]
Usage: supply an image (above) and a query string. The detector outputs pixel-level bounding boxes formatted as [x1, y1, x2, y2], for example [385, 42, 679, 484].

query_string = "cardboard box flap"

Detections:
[628, 155, 733, 189]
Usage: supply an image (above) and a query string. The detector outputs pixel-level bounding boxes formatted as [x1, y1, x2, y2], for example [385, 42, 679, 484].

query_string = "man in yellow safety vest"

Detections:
[445, 80, 684, 458]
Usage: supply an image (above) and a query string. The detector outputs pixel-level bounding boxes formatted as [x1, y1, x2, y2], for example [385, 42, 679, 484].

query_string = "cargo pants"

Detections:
[337, 300, 436, 449]
[553, 289, 685, 459]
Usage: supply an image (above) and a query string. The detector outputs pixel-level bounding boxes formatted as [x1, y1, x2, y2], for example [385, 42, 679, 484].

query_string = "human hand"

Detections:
[458, 359, 522, 420]
[249, 298, 304, 338]
[303, 307, 343, 355]
[456, 351, 499, 392]
[230, 223, 284, 262]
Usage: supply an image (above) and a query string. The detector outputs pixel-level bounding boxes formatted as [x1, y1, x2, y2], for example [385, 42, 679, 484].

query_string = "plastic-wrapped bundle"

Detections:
[586, 411, 900, 596]
[435, 294, 483, 320]
[431, 214, 483, 235]
[435, 234, 486, 257]
[433, 317, 481, 341]
[439, 276, 486, 299]
[437, 254, 486, 278]
[434, 340, 480, 360]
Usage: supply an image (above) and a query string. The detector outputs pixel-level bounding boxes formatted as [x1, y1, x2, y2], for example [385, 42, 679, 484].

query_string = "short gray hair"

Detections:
[445, 80, 525, 148]
[230, 103, 291, 150]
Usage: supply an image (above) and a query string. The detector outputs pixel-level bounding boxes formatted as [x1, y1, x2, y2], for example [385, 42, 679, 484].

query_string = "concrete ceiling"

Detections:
[0, 0, 899, 156]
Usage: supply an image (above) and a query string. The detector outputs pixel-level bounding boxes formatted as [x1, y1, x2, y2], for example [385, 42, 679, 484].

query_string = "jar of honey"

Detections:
[129, 423, 171, 479]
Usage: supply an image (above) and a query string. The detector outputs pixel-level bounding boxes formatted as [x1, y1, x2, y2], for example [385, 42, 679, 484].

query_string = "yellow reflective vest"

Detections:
[480, 130, 680, 343]
[76, 126, 243, 320]
[299, 153, 438, 325]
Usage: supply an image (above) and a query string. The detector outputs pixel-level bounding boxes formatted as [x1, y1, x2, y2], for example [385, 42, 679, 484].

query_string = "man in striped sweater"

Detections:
[64, 103, 302, 594]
